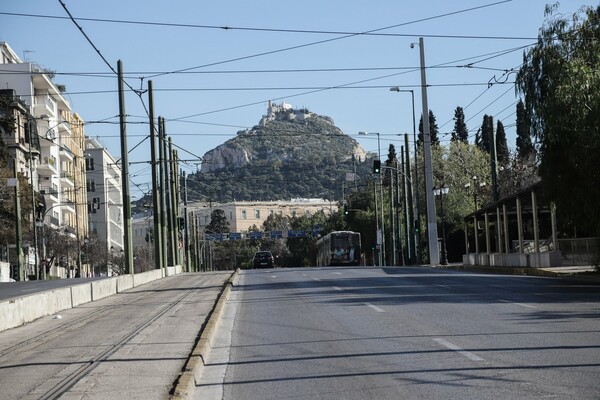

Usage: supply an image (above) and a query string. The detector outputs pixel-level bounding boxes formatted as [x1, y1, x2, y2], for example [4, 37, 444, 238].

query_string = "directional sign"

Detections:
[270, 231, 283, 239]
[248, 232, 263, 240]
[287, 230, 306, 238]
[228, 232, 242, 240]
[206, 233, 223, 241]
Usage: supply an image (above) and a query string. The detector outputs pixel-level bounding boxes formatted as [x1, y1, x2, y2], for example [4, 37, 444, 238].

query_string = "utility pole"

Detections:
[158, 117, 169, 275]
[404, 134, 415, 263]
[395, 157, 405, 266]
[389, 166, 396, 266]
[168, 138, 178, 266]
[401, 148, 411, 264]
[183, 171, 190, 272]
[489, 115, 500, 202]
[417, 37, 440, 265]
[11, 159, 24, 281]
[117, 60, 134, 276]
[148, 81, 163, 271]
[26, 118, 40, 279]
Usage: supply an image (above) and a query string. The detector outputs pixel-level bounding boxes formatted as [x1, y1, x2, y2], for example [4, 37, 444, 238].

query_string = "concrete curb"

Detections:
[170, 268, 240, 400]
[433, 264, 600, 283]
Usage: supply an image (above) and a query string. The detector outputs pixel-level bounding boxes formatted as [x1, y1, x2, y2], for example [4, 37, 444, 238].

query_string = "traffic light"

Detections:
[373, 159, 381, 174]
[343, 205, 349, 215]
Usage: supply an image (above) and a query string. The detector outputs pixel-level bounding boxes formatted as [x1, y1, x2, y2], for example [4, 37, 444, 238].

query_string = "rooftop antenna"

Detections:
[23, 50, 35, 62]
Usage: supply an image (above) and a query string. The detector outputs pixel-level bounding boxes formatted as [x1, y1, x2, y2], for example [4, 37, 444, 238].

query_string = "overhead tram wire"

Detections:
[2, 3, 531, 42]
[144, 0, 515, 79]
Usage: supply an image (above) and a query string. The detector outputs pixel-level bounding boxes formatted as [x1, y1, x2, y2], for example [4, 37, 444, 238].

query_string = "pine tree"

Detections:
[417, 110, 440, 146]
[451, 106, 469, 143]
[383, 144, 397, 185]
[496, 120, 509, 166]
[515, 100, 535, 159]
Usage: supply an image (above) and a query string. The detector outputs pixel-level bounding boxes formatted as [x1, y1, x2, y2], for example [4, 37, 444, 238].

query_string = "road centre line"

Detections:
[311, 277, 321, 281]
[433, 338, 485, 362]
[498, 299, 536, 308]
[364, 302, 385, 313]
[331, 286, 343, 291]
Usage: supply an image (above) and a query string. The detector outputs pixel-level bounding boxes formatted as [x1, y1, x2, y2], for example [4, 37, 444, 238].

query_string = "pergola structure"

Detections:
[463, 182, 561, 268]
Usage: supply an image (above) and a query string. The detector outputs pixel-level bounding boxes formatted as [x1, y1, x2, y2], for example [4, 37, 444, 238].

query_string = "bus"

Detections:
[315, 231, 361, 266]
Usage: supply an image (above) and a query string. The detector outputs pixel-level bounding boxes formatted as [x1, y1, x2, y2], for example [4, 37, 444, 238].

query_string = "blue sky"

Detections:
[0, 0, 590, 199]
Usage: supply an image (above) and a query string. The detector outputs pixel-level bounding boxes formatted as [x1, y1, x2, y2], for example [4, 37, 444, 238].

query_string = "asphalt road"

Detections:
[196, 267, 600, 400]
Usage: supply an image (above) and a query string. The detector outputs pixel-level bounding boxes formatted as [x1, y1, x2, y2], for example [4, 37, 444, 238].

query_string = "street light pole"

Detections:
[390, 87, 420, 264]
[416, 37, 439, 265]
[359, 131, 385, 267]
[434, 184, 449, 265]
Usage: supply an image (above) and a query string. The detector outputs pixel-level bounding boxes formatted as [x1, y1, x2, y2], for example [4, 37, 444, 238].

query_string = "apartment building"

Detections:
[0, 41, 88, 278]
[85, 137, 124, 254]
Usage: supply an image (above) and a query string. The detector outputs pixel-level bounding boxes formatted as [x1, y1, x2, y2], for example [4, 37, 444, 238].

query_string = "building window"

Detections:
[85, 157, 94, 171]
[241, 209, 247, 220]
[291, 210, 297, 217]
[255, 209, 260, 219]
[204, 216, 209, 224]
[305, 209, 311, 216]
[229, 211, 233, 220]
[87, 179, 96, 192]
[269, 209, 274, 216]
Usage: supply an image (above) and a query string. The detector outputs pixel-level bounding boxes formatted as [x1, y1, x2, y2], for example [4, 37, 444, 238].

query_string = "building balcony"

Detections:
[60, 171, 75, 186]
[59, 145, 74, 161]
[38, 155, 58, 174]
[40, 186, 59, 199]
[33, 94, 57, 117]
[49, 215, 60, 227]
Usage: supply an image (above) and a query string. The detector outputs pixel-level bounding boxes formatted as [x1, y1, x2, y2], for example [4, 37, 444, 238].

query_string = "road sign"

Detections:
[248, 232, 263, 240]
[228, 232, 242, 240]
[288, 230, 306, 238]
[270, 231, 283, 239]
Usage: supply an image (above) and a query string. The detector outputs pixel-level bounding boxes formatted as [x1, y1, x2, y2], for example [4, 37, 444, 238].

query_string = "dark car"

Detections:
[252, 251, 274, 269]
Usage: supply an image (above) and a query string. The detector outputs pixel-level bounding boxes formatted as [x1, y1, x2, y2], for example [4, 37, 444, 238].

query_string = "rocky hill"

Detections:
[188, 102, 371, 202]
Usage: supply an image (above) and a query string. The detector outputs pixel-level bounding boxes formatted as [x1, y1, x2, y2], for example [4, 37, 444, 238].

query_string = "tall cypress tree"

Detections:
[451, 106, 469, 143]
[478, 114, 492, 153]
[418, 110, 440, 146]
[515, 100, 535, 159]
[496, 120, 509, 165]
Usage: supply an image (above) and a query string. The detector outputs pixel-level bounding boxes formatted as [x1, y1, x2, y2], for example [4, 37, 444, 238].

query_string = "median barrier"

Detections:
[116, 274, 134, 293]
[133, 269, 162, 286]
[71, 283, 93, 307]
[91, 278, 118, 301]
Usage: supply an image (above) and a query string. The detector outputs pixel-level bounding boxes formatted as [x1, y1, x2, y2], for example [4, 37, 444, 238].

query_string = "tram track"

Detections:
[0, 273, 224, 400]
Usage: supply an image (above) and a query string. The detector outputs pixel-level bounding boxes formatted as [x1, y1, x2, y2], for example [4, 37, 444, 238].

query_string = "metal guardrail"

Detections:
[558, 237, 599, 266]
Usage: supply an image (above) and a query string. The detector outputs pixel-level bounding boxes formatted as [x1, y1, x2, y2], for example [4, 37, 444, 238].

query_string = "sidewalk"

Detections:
[435, 263, 600, 283]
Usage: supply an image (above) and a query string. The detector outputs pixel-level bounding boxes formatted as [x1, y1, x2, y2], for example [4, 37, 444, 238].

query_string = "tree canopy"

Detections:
[516, 4, 600, 236]
[451, 106, 469, 143]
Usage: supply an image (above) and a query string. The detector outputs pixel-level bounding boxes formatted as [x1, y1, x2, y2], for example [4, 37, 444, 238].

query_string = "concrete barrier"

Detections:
[91, 278, 118, 301]
[116, 274, 134, 293]
[0, 266, 187, 333]
[71, 283, 92, 307]
[0, 287, 74, 332]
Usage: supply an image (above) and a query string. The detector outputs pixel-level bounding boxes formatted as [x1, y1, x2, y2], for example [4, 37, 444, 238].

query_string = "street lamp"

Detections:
[358, 131, 385, 267]
[433, 184, 449, 265]
[390, 87, 420, 264]
[464, 175, 486, 212]
[84, 236, 89, 277]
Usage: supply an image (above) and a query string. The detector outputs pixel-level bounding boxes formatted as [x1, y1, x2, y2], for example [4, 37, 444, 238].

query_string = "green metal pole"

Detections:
[148, 81, 163, 271]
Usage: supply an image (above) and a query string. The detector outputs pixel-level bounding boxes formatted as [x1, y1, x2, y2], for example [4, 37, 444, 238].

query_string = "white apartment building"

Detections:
[85, 137, 124, 252]
[1, 42, 88, 277]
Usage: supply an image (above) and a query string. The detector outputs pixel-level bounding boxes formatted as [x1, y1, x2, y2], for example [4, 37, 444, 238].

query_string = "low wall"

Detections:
[91, 278, 118, 301]
[0, 267, 184, 333]
[0, 261, 10, 282]
[463, 251, 561, 268]
[71, 283, 93, 307]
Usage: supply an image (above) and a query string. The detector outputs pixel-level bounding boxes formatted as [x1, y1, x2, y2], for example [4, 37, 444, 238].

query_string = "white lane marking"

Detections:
[364, 302, 385, 313]
[499, 299, 536, 308]
[270, 275, 277, 278]
[331, 286, 343, 291]
[331, 272, 342, 275]
[311, 277, 321, 281]
[433, 338, 485, 361]
[434, 284, 452, 289]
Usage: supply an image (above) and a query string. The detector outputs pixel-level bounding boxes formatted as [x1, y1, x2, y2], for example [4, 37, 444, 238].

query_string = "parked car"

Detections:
[253, 251, 274, 269]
